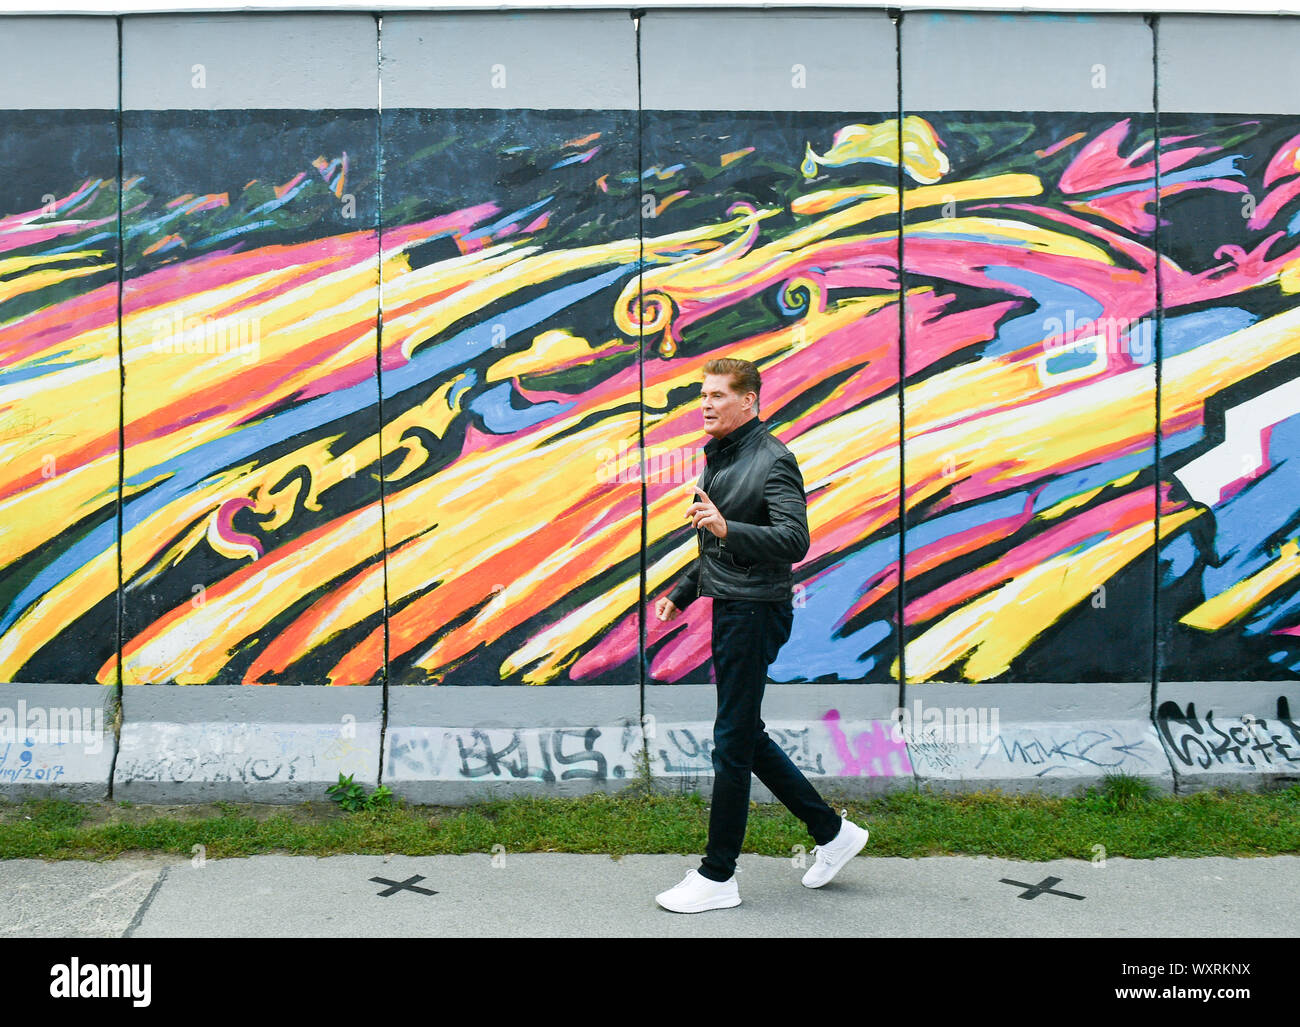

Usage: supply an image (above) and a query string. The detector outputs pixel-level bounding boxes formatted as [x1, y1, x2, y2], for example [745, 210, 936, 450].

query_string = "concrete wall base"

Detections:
[907, 720, 1175, 797]
[5, 682, 1300, 803]
[0, 684, 117, 801]
[111, 686, 381, 803]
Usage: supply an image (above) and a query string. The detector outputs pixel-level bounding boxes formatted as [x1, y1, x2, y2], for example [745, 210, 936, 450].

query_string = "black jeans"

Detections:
[699, 597, 842, 882]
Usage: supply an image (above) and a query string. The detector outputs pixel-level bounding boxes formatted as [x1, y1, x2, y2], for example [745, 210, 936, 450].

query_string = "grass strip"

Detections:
[0, 776, 1295, 862]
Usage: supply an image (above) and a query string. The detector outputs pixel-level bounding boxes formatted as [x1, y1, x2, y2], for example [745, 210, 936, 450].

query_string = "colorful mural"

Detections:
[1157, 116, 1300, 681]
[900, 113, 1300, 682]
[901, 113, 1160, 683]
[639, 113, 905, 686]
[373, 109, 642, 686]
[2, 44, 1299, 688]
[0, 109, 120, 685]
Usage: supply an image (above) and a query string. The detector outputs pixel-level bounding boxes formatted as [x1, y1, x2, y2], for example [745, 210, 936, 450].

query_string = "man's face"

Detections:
[700, 373, 755, 438]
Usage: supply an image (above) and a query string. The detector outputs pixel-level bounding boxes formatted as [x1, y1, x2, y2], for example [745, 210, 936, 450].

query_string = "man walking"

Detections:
[652, 357, 870, 913]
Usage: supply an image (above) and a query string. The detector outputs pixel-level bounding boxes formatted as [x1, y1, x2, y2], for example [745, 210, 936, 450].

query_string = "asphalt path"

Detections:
[2, 852, 1295, 938]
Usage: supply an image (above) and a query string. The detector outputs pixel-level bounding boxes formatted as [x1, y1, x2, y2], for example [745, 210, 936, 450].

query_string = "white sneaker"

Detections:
[801, 812, 870, 888]
[655, 868, 741, 913]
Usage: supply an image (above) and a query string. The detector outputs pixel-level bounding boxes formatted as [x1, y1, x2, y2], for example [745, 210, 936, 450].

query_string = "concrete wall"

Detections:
[0, 10, 1297, 803]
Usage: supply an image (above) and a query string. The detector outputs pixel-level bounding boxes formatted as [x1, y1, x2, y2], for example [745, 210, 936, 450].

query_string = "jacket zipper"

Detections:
[697, 459, 735, 597]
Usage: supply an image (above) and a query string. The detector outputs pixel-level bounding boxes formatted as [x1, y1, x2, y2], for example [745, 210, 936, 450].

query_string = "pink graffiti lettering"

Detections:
[821, 708, 912, 777]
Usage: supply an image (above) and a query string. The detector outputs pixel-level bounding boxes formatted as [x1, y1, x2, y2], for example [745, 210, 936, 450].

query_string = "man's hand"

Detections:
[686, 486, 727, 539]
[655, 596, 681, 622]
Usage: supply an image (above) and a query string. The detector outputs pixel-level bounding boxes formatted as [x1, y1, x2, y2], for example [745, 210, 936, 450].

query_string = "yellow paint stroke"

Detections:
[802, 116, 949, 185]
[899, 117, 951, 185]
[1280, 257, 1300, 294]
[486, 329, 623, 382]
[791, 186, 897, 216]
[902, 508, 1200, 682]
[0, 250, 107, 277]
[452, 301, 895, 683]
[1181, 538, 1300, 631]
[364, 413, 644, 684]
[0, 255, 112, 304]
[0, 548, 122, 685]
[0, 271, 384, 681]
[0, 432, 378, 683]
[1162, 298, 1300, 424]
[901, 303, 1140, 447]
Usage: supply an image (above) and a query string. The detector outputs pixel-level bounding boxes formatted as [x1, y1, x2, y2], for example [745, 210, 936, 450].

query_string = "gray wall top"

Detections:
[903, 11, 1153, 113]
[0, 16, 117, 110]
[123, 13, 377, 110]
[1159, 14, 1300, 114]
[382, 11, 636, 110]
[640, 10, 896, 112]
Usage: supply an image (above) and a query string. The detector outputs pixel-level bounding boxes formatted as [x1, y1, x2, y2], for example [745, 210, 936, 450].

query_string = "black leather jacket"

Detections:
[668, 416, 810, 609]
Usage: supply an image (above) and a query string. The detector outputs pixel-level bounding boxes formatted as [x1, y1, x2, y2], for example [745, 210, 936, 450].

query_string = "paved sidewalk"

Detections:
[2, 853, 1296, 937]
